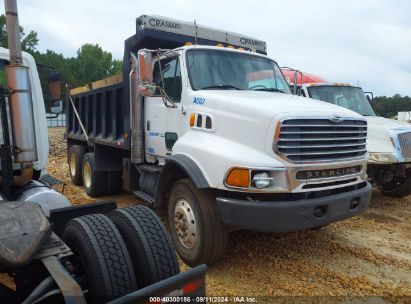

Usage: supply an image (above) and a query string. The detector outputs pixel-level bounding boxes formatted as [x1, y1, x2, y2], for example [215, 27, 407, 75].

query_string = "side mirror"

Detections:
[48, 70, 61, 100]
[138, 51, 155, 97]
[139, 52, 153, 83]
[50, 100, 63, 114]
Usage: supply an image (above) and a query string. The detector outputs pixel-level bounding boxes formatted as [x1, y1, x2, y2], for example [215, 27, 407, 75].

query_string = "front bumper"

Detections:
[216, 182, 372, 232]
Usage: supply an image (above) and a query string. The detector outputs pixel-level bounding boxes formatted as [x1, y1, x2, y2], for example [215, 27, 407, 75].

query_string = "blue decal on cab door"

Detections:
[193, 97, 206, 105]
[148, 131, 160, 137]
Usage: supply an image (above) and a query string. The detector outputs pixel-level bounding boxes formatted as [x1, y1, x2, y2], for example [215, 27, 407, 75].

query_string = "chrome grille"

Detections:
[276, 118, 367, 162]
[398, 132, 411, 159]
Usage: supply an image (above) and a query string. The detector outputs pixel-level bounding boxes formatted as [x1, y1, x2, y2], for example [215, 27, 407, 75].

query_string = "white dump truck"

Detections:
[67, 15, 372, 267]
[0, 2, 205, 303]
[282, 68, 411, 197]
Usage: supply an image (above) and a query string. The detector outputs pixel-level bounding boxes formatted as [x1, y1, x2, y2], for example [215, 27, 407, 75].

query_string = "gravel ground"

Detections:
[47, 128, 411, 303]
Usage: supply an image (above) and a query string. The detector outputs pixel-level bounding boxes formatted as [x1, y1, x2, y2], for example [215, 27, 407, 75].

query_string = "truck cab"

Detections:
[0, 47, 49, 176]
[67, 15, 372, 266]
[283, 68, 411, 197]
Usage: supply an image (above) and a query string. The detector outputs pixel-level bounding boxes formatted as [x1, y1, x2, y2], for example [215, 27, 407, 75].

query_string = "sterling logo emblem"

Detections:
[330, 115, 344, 124]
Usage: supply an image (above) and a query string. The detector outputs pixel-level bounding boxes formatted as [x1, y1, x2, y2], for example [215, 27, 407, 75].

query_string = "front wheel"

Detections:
[168, 179, 229, 267]
[379, 174, 411, 197]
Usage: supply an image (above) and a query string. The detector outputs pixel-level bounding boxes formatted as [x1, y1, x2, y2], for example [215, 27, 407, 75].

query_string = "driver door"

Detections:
[144, 55, 182, 164]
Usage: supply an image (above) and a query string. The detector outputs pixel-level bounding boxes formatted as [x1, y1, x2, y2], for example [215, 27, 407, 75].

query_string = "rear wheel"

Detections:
[69, 145, 85, 185]
[82, 153, 106, 197]
[168, 179, 229, 267]
[63, 214, 137, 303]
[110, 205, 180, 288]
[379, 174, 411, 197]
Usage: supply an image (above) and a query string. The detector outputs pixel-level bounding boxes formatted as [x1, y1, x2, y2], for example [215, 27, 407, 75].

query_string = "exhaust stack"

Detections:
[5, 0, 38, 164]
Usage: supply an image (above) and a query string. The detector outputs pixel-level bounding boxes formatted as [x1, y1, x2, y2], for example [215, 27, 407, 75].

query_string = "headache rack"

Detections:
[275, 118, 367, 163]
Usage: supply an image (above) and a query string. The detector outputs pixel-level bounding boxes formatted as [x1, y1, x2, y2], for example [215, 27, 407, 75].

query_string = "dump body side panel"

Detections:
[66, 83, 130, 151]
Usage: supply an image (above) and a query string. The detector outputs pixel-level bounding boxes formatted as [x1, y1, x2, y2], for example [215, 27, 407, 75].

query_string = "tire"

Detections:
[63, 214, 137, 303]
[310, 224, 328, 230]
[82, 153, 106, 197]
[380, 174, 411, 197]
[168, 178, 229, 267]
[110, 205, 180, 288]
[69, 145, 85, 185]
[106, 171, 123, 195]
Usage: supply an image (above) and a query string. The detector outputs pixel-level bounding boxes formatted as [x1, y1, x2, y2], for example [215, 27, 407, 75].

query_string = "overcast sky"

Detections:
[1, 0, 410, 96]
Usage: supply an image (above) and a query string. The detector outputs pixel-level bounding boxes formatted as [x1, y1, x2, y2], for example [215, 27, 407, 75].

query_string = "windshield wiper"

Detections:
[253, 88, 285, 93]
[200, 84, 242, 90]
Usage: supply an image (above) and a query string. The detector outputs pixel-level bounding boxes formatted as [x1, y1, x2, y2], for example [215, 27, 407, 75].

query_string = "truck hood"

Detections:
[366, 116, 411, 153]
[187, 90, 364, 162]
[194, 90, 363, 119]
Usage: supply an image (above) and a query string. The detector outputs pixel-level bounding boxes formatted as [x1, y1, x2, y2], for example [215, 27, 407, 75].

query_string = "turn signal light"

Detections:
[226, 168, 250, 188]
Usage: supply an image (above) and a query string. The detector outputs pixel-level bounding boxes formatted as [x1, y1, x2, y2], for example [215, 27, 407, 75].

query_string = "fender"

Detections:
[166, 154, 209, 188]
[154, 154, 209, 208]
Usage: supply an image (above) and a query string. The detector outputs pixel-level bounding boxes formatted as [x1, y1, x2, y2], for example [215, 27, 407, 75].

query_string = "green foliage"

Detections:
[74, 43, 122, 85]
[0, 14, 123, 107]
[373, 94, 411, 118]
[0, 14, 39, 52]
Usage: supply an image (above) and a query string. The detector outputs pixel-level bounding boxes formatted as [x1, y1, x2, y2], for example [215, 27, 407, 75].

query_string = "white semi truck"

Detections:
[282, 69, 411, 197]
[67, 15, 372, 267]
[0, 2, 205, 303]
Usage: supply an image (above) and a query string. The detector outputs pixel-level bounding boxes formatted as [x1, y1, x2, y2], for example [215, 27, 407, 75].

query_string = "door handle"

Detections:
[147, 120, 151, 131]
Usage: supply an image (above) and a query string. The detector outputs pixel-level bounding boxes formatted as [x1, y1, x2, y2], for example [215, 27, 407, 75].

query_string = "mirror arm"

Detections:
[46, 113, 59, 119]
[158, 86, 177, 108]
[364, 91, 374, 102]
[156, 49, 177, 108]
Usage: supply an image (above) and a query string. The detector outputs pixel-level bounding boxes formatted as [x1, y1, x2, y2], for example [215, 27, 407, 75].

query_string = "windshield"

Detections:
[186, 49, 291, 93]
[307, 86, 376, 116]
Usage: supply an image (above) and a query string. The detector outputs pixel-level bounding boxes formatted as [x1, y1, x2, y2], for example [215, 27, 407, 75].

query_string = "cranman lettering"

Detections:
[149, 18, 182, 29]
[240, 38, 266, 47]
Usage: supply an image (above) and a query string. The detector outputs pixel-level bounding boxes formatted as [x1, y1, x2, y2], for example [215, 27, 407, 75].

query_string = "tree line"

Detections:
[0, 14, 122, 106]
[373, 95, 411, 118]
[0, 15, 410, 116]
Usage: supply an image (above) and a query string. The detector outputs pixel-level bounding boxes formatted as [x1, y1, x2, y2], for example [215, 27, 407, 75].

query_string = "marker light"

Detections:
[185, 42, 193, 46]
[216, 43, 224, 47]
[226, 168, 250, 188]
[189, 113, 196, 127]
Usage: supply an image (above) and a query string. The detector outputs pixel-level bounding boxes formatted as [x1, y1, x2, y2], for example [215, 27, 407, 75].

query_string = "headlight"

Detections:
[252, 172, 273, 189]
[368, 152, 397, 163]
[225, 168, 288, 191]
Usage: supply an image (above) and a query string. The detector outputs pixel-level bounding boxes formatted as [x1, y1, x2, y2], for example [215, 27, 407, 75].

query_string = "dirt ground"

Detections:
[47, 128, 410, 303]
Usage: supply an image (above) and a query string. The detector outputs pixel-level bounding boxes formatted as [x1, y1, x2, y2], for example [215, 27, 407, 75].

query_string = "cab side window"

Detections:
[153, 57, 182, 102]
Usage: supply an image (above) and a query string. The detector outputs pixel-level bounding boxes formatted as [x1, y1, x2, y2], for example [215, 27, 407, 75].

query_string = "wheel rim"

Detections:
[174, 199, 197, 249]
[381, 177, 405, 193]
[70, 152, 76, 177]
[83, 162, 92, 188]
